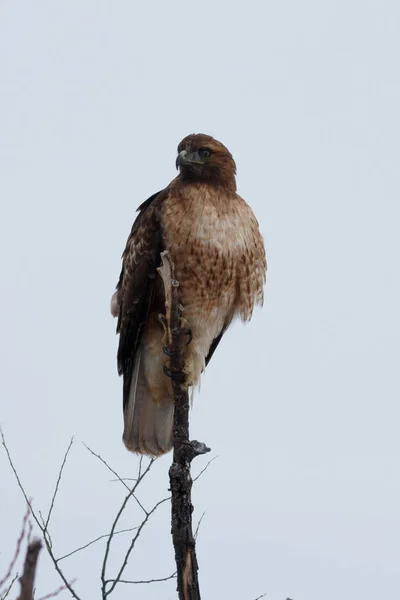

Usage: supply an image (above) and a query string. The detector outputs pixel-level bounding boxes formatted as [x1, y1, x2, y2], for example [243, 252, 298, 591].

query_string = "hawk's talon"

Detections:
[162, 346, 176, 357]
[158, 314, 168, 330]
[163, 363, 184, 380]
[182, 327, 193, 346]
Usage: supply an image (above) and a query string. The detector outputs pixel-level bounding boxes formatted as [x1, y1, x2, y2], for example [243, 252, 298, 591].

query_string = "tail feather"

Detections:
[123, 347, 174, 456]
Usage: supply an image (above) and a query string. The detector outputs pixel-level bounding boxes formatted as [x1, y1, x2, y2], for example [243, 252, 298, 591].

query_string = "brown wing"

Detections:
[115, 190, 164, 410]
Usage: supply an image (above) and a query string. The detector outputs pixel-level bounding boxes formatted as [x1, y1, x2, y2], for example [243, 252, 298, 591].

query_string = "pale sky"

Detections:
[1, 1, 400, 599]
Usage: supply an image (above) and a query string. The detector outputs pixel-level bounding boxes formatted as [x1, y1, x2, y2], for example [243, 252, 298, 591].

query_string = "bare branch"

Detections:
[82, 444, 131, 492]
[45, 438, 74, 533]
[35, 580, 77, 600]
[253, 594, 267, 600]
[105, 572, 176, 585]
[137, 456, 144, 480]
[1, 427, 81, 600]
[192, 455, 218, 483]
[17, 538, 42, 600]
[194, 512, 206, 541]
[82, 443, 150, 515]
[158, 251, 210, 600]
[87, 442, 165, 597]
[38, 512, 46, 529]
[109, 478, 137, 483]
[1, 427, 43, 532]
[41, 533, 81, 600]
[104, 496, 170, 597]
[57, 528, 138, 562]
[0, 573, 18, 600]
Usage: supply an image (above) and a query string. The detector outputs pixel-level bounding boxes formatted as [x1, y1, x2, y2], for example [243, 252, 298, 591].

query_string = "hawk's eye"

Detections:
[198, 148, 211, 160]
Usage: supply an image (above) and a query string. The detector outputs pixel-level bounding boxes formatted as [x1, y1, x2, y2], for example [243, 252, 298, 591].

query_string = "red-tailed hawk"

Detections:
[111, 134, 267, 456]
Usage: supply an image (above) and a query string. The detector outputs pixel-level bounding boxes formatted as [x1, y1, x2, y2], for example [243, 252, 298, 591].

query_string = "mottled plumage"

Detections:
[111, 134, 267, 456]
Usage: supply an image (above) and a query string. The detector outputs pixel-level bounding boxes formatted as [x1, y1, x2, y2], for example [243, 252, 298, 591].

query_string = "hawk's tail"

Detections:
[122, 348, 174, 456]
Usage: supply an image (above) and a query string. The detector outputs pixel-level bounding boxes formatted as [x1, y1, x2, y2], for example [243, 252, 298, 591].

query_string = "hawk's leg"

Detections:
[158, 314, 192, 356]
[163, 363, 186, 380]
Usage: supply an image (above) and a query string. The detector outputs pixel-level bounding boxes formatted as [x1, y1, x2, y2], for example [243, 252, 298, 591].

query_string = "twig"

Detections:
[57, 528, 138, 562]
[98, 453, 166, 598]
[192, 456, 218, 483]
[45, 438, 74, 534]
[104, 496, 170, 596]
[17, 539, 42, 600]
[194, 512, 206, 541]
[0, 427, 43, 533]
[82, 443, 149, 515]
[105, 572, 176, 585]
[254, 594, 267, 600]
[158, 251, 210, 600]
[0, 573, 19, 600]
[36, 580, 77, 600]
[82, 443, 131, 492]
[40, 534, 81, 600]
[137, 456, 143, 480]
[1, 427, 82, 600]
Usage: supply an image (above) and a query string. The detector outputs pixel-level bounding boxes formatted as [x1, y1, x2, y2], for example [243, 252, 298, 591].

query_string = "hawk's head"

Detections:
[176, 134, 237, 191]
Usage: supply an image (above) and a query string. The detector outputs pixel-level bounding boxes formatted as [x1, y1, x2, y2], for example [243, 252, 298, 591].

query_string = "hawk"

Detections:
[111, 134, 267, 456]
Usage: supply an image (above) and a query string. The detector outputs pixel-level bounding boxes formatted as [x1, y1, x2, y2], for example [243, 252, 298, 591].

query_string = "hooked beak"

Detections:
[176, 150, 188, 170]
[175, 149, 205, 170]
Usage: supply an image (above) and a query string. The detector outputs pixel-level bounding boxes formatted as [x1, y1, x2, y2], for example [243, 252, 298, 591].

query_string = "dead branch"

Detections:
[17, 538, 42, 600]
[158, 251, 210, 600]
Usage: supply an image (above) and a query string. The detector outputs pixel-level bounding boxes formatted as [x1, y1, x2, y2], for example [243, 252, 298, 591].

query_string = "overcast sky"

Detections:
[1, 1, 400, 599]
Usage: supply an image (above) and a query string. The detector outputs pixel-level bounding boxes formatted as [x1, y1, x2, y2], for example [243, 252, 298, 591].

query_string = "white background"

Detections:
[1, 1, 399, 599]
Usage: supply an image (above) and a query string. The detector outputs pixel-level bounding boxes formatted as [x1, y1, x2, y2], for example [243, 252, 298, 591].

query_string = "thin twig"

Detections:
[82, 443, 150, 515]
[1, 427, 82, 600]
[105, 572, 176, 585]
[38, 512, 46, 529]
[138, 456, 143, 480]
[0, 574, 19, 600]
[0, 427, 43, 533]
[36, 580, 77, 600]
[254, 594, 268, 600]
[45, 438, 74, 533]
[109, 478, 137, 483]
[99, 456, 161, 598]
[82, 444, 131, 492]
[104, 496, 170, 597]
[192, 456, 218, 483]
[41, 534, 81, 600]
[194, 512, 206, 540]
[57, 528, 138, 562]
